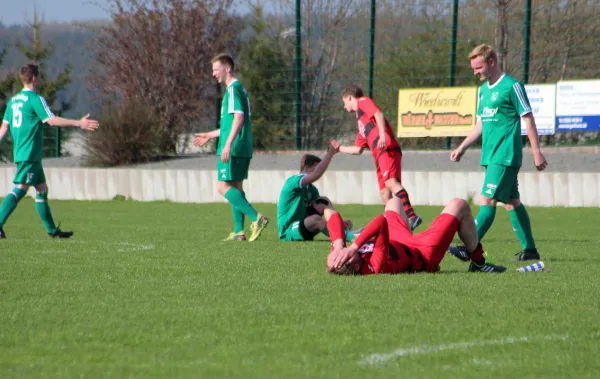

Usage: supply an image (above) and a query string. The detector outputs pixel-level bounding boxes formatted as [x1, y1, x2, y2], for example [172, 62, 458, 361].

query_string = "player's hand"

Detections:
[221, 145, 231, 163]
[329, 140, 341, 152]
[332, 246, 357, 270]
[193, 133, 210, 147]
[327, 141, 339, 155]
[343, 219, 353, 230]
[377, 134, 386, 150]
[450, 147, 465, 162]
[533, 151, 548, 171]
[79, 114, 99, 131]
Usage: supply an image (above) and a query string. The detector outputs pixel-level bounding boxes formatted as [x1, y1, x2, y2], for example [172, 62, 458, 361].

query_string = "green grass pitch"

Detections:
[1, 199, 599, 378]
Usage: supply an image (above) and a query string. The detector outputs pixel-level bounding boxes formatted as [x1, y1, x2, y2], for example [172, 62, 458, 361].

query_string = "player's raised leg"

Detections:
[443, 199, 505, 273]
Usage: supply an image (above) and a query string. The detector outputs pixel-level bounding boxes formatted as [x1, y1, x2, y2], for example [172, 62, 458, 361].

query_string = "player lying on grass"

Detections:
[331, 85, 422, 231]
[325, 197, 506, 275]
[277, 143, 360, 242]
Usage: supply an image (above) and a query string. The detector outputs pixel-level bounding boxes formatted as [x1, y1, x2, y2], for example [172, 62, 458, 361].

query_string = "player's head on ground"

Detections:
[327, 251, 363, 275]
[469, 44, 499, 82]
[19, 63, 41, 89]
[341, 85, 364, 112]
[300, 154, 322, 173]
[211, 54, 235, 84]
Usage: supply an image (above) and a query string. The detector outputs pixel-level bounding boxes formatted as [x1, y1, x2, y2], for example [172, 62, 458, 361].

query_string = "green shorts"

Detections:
[481, 164, 520, 203]
[13, 161, 46, 186]
[280, 220, 320, 242]
[216, 157, 251, 182]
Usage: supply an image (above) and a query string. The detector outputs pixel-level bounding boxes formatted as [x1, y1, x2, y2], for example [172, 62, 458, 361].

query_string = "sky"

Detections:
[0, 0, 113, 25]
[0, 0, 259, 26]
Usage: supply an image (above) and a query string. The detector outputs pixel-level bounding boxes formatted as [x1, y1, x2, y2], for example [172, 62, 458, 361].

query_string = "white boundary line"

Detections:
[2, 239, 155, 253]
[359, 334, 573, 366]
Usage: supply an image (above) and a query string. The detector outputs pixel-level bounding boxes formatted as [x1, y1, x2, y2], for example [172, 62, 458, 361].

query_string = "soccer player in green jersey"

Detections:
[277, 144, 358, 242]
[449, 44, 548, 261]
[0, 64, 99, 239]
[193, 54, 268, 242]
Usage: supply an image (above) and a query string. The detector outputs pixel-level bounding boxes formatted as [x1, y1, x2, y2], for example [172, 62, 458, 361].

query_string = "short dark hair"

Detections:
[19, 64, 39, 84]
[211, 54, 235, 71]
[342, 85, 364, 98]
[300, 154, 322, 172]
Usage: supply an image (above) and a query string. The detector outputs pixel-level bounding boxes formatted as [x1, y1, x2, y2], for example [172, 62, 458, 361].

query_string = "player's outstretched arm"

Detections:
[193, 129, 221, 147]
[331, 140, 364, 155]
[301, 143, 338, 186]
[0, 121, 9, 143]
[450, 120, 482, 162]
[522, 113, 548, 171]
[46, 114, 99, 131]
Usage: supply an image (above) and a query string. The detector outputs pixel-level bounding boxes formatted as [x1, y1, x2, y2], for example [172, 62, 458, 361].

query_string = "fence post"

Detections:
[446, 0, 459, 150]
[294, 0, 302, 150]
[368, 0, 376, 98]
[522, 0, 532, 84]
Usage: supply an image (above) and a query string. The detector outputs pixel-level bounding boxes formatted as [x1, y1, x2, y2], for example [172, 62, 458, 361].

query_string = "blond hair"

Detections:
[468, 44, 498, 63]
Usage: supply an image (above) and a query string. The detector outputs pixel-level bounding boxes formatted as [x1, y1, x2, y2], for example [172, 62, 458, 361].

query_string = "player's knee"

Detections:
[504, 198, 520, 211]
[34, 183, 48, 193]
[449, 198, 469, 210]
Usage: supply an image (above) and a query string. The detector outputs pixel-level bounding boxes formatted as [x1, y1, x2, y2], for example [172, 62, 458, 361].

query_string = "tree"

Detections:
[16, 6, 73, 158]
[237, 5, 294, 149]
[88, 0, 241, 156]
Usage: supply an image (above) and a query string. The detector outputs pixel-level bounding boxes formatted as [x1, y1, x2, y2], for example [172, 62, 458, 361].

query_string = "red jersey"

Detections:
[354, 97, 401, 158]
[358, 240, 416, 275]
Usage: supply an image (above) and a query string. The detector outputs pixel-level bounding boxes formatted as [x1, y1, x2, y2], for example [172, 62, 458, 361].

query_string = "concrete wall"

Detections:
[1, 167, 598, 207]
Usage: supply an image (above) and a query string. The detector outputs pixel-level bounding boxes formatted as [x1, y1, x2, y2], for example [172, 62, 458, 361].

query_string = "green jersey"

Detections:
[2, 89, 54, 162]
[217, 80, 253, 158]
[477, 74, 532, 168]
[277, 174, 321, 238]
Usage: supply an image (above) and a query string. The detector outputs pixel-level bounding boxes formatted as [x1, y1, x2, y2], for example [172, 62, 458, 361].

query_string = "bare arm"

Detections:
[338, 145, 364, 155]
[224, 114, 244, 148]
[46, 114, 98, 130]
[0, 121, 9, 142]
[457, 119, 483, 152]
[523, 113, 548, 170]
[450, 120, 482, 162]
[300, 146, 337, 186]
[374, 111, 387, 149]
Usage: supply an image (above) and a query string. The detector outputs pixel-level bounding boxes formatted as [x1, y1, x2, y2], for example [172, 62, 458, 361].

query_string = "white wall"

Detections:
[1, 167, 598, 207]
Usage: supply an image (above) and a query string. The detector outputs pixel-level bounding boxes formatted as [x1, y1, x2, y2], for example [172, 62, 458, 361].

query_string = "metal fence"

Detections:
[224, 0, 600, 150]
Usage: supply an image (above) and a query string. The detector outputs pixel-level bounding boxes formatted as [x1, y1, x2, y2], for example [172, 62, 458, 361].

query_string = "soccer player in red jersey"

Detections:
[325, 197, 506, 275]
[332, 85, 422, 231]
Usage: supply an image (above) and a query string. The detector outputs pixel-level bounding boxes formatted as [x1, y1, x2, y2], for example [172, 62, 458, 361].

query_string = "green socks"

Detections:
[509, 203, 536, 251]
[35, 193, 57, 234]
[224, 188, 258, 223]
[232, 205, 245, 234]
[0, 187, 27, 226]
[475, 205, 496, 240]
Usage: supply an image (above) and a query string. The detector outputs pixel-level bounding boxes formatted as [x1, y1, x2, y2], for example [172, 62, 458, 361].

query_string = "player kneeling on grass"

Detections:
[326, 197, 506, 275]
[277, 143, 361, 242]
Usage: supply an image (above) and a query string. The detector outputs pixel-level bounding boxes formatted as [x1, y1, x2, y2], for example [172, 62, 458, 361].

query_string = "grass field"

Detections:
[1, 199, 599, 379]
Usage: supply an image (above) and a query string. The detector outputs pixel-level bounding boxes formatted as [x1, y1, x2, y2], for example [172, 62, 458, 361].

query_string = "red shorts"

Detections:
[375, 149, 402, 191]
[384, 211, 460, 272]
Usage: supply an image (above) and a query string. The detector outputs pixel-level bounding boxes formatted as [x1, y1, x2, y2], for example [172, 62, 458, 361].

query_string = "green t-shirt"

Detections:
[2, 89, 54, 162]
[217, 80, 253, 158]
[477, 74, 532, 168]
[277, 174, 321, 239]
